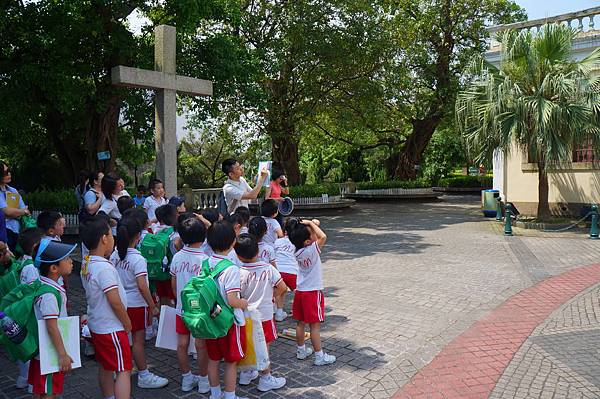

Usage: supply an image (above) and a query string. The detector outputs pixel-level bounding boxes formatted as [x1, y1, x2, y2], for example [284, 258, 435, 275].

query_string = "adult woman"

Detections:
[80, 171, 104, 221]
[0, 161, 30, 251]
[265, 169, 289, 226]
[98, 173, 122, 235]
[74, 170, 90, 211]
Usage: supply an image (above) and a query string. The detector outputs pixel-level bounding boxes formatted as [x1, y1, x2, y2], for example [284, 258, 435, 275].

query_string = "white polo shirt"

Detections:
[81, 255, 128, 334]
[262, 217, 282, 245]
[207, 255, 245, 326]
[295, 242, 323, 292]
[257, 241, 276, 265]
[99, 197, 121, 235]
[110, 248, 149, 308]
[34, 276, 68, 320]
[274, 237, 298, 275]
[223, 177, 252, 214]
[20, 255, 39, 284]
[143, 196, 167, 221]
[170, 246, 208, 312]
[240, 261, 282, 321]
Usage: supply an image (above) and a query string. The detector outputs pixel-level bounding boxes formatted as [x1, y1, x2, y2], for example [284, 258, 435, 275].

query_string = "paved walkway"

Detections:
[2, 195, 600, 398]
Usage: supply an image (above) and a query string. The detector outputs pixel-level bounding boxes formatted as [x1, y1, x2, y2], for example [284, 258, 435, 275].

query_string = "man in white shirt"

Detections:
[221, 158, 269, 215]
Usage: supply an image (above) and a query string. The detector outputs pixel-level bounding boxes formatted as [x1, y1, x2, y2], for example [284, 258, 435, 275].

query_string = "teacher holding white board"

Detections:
[221, 158, 269, 215]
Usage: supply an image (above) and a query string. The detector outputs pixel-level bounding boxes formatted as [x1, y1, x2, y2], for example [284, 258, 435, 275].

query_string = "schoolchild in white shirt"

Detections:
[151, 204, 181, 307]
[233, 206, 250, 234]
[273, 219, 300, 322]
[28, 238, 76, 398]
[289, 219, 336, 366]
[205, 221, 249, 399]
[199, 208, 223, 257]
[236, 234, 287, 392]
[98, 174, 123, 236]
[248, 217, 276, 266]
[259, 199, 283, 245]
[170, 215, 211, 394]
[143, 179, 167, 222]
[111, 217, 168, 389]
[36, 211, 66, 242]
[80, 215, 133, 399]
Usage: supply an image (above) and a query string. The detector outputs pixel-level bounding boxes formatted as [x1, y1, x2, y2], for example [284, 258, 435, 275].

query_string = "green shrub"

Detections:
[437, 175, 492, 188]
[287, 183, 340, 198]
[24, 189, 78, 214]
[356, 178, 431, 190]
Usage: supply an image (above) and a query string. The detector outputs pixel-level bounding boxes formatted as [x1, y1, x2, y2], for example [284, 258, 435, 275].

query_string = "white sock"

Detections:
[17, 360, 29, 378]
[199, 374, 208, 382]
[210, 386, 222, 397]
[260, 372, 271, 380]
[316, 350, 324, 357]
[105, 396, 115, 399]
[298, 344, 306, 351]
[276, 308, 283, 313]
[182, 371, 192, 377]
[138, 368, 150, 377]
[223, 391, 236, 399]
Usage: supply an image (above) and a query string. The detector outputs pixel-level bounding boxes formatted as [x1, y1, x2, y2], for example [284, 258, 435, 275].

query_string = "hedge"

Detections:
[356, 178, 431, 190]
[24, 189, 79, 214]
[436, 175, 492, 188]
[287, 183, 340, 198]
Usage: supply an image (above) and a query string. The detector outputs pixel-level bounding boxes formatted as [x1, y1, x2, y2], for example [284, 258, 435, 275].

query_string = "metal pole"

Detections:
[590, 205, 599, 239]
[504, 203, 513, 236]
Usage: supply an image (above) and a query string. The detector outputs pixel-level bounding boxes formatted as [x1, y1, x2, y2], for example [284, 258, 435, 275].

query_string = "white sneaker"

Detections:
[257, 374, 286, 392]
[145, 325, 156, 341]
[137, 371, 169, 388]
[197, 376, 210, 394]
[274, 310, 288, 322]
[16, 375, 28, 389]
[239, 369, 259, 385]
[296, 346, 314, 360]
[314, 352, 336, 366]
[181, 373, 199, 392]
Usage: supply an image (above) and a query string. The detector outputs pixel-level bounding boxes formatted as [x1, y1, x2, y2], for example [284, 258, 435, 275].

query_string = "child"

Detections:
[169, 196, 187, 215]
[36, 211, 66, 242]
[273, 219, 300, 322]
[151, 204, 180, 306]
[259, 199, 283, 245]
[143, 179, 167, 222]
[170, 217, 211, 394]
[117, 196, 135, 215]
[133, 185, 146, 208]
[199, 208, 221, 256]
[289, 219, 336, 366]
[122, 208, 151, 245]
[226, 213, 244, 236]
[18, 227, 45, 284]
[248, 217, 276, 267]
[236, 234, 287, 392]
[111, 217, 168, 389]
[205, 221, 248, 399]
[234, 206, 250, 234]
[29, 238, 77, 399]
[98, 173, 123, 236]
[80, 215, 133, 399]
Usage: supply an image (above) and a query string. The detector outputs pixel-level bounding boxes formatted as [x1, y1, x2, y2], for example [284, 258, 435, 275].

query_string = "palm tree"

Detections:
[456, 23, 600, 220]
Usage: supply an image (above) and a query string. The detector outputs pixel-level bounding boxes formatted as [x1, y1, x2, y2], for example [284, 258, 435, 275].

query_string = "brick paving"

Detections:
[2, 195, 600, 398]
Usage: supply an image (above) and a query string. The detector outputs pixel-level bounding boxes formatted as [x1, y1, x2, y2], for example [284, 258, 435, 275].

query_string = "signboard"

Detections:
[97, 151, 111, 161]
[38, 316, 82, 375]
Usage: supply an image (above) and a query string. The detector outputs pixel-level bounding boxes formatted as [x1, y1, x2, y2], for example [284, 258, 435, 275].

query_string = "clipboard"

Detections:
[4, 191, 21, 209]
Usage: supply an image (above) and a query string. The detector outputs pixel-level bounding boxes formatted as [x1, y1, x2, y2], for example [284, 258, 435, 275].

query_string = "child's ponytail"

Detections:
[117, 217, 143, 260]
[284, 218, 300, 236]
[248, 216, 267, 241]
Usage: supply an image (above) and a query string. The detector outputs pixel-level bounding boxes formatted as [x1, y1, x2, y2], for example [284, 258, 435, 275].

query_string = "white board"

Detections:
[257, 161, 272, 188]
[38, 316, 82, 375]
[155, 305, 196, 354]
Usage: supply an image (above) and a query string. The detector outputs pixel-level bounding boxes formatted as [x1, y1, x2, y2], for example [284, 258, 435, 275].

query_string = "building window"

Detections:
[573, 139, 596, 163]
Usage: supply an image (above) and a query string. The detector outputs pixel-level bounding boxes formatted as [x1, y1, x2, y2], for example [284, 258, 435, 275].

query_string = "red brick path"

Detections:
[393, 263, 600, 399]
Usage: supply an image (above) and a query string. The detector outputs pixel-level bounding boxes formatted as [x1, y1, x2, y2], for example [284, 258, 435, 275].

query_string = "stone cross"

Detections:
[111, 25, 213, 196]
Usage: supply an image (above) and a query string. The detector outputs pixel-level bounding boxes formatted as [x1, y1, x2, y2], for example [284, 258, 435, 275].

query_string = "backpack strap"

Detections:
[202, 259, 234, 279]
[35, 283, 63, 311]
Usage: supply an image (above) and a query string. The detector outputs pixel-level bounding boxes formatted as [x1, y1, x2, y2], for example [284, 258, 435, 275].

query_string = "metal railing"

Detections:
[487, 6, 600, 48]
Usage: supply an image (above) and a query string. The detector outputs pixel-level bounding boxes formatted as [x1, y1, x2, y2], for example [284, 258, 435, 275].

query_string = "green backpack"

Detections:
[0, 258, 33, 299]
[0, 280, 62, 361]
[181, 259, 235, 339]
[19, 214, 37, 231]
[140, 227, 174, 281]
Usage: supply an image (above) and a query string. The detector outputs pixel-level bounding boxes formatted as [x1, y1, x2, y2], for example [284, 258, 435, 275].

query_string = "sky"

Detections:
[515, 0, 598, 20]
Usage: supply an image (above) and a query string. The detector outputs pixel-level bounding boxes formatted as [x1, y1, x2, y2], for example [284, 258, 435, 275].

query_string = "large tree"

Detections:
[456, 24, 600, 219]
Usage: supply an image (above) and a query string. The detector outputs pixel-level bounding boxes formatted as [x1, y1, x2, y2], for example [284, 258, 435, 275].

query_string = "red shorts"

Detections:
[293, 290, 325, 323]
[262, 319, 277, 344]
[155, 280, 175, 300]
[176, 314, 189, 335]
[127, 306, 150, 332]
[280, 272, 297, 291]
[28, 358, 64, 395]
[206, 324, 246, 362]
[91, 330, 133, 372]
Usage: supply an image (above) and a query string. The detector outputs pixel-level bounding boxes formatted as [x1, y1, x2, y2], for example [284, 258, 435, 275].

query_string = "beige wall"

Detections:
[505, 146, 600, 215]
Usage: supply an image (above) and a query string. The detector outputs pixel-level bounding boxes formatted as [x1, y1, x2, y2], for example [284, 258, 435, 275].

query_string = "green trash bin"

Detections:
[482, 189, 499, 217]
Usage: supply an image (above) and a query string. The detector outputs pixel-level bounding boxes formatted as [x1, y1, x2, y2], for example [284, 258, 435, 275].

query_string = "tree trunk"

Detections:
[272, 134, 301, 185]
[393, 117, 442, 180]
[537, 161, 551, 220]
[44, 110, 86, 183]
[85, 94, 122, 173]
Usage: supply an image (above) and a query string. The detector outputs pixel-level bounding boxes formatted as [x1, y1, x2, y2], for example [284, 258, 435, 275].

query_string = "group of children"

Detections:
[6, 177, 336, 399]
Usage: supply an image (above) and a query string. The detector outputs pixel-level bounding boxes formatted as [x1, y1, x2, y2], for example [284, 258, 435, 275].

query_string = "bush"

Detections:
[24, 189, 78, 214]
[436, 175, 492, 188]
[356, 178, 431, 190]
[287, 183, 340, 198]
